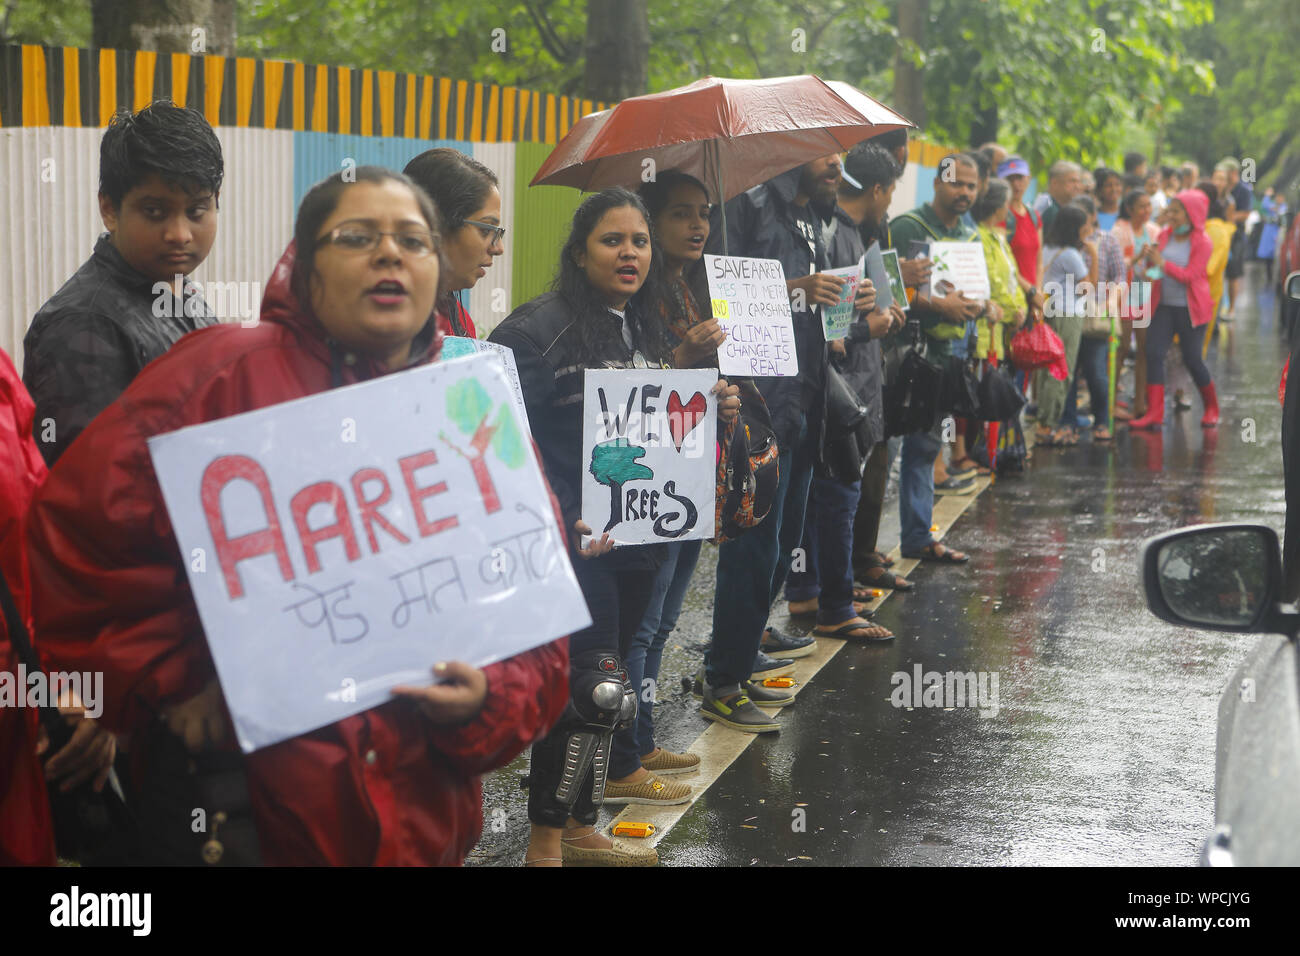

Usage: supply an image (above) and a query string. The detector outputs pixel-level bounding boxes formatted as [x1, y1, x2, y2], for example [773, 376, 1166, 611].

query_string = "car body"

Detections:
[1142, 522, 1300, 865]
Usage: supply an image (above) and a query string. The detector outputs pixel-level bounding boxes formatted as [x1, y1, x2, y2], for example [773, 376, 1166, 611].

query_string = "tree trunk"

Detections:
[970, 100, 998, 148]
[1256, 128, 1297, 182]
[583, 0, 649, 102]
[92, 0, 236, 55]
[893, 0, 927, 129]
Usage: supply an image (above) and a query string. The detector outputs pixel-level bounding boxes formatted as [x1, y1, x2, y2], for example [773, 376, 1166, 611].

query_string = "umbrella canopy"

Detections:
[530, 74, 915, 205]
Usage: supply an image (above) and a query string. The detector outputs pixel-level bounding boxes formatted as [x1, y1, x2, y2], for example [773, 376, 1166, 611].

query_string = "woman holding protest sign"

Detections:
[25, 166, 570, 866]
[403, 147, 504, 339]
[491, 187, 740, 866]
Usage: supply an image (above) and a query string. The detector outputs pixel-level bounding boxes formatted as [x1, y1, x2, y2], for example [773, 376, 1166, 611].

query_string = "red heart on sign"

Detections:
[667, 390, 707, 452]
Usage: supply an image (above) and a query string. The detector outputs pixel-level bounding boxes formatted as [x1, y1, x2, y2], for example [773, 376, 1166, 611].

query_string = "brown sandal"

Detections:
[860, 566, 915, 591]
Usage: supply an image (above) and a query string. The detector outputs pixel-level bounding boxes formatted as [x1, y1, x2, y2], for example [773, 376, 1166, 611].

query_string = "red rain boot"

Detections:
[1128, 385, 1165, 430]
[1199, 382, 1220, 427]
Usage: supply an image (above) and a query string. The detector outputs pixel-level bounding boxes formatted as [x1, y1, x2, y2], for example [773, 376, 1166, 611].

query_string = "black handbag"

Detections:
[974, 365, 1027, 422]
[0, 570, 134, 864]
[883, 324, 943, 438]
[939, 355, 981, 418]
[819, 361, 872, 482]
[126, 719, 262, 866]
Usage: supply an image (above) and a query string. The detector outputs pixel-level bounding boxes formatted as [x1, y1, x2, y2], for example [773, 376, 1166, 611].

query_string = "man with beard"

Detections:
[888, 153, 984, 564]
[697, 155, 846, 733]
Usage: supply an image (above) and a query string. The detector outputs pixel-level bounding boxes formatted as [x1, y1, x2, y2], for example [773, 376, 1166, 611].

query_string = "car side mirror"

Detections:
[1286, 270, 1300, 301]
[1142, 523, 1291, 633]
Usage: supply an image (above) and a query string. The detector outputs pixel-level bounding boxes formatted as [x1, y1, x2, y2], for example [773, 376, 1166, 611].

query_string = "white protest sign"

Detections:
[881, 248, 909, 312]
[148, 352, 590, 753]
[703, 254, 798, 377]
[580, 368, 717, 547]
[819, 263, 862, 341]
[441, 336, 531, 432]
[929, 240, 991, 300]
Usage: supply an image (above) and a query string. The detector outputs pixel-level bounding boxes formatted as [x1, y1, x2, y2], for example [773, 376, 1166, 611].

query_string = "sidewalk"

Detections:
[467, 452, 1001, 865]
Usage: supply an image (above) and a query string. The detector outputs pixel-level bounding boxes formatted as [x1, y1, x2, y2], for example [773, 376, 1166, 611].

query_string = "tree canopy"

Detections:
[3, 0, 1296, 189]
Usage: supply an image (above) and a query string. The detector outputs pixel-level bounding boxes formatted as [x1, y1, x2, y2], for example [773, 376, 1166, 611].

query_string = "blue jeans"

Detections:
[1061, 334, 1110, 429]
[785, 476, 862, 624]
[610, 538, 702, 775]
[707, 412, 816, 689]
[899, 428, 941, 555]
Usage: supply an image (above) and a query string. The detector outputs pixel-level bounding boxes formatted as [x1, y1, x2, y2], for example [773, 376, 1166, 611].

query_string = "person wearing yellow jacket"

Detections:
[974, 178, 1028, 363]
[1197, 180, 1235, 358]
[961, 178, 1028, 473]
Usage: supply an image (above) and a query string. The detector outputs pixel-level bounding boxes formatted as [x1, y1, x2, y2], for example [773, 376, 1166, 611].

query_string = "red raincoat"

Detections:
[26, 246, 569, 866]
[0, 348, 55, 865]
[1148, 188, 1214, 328]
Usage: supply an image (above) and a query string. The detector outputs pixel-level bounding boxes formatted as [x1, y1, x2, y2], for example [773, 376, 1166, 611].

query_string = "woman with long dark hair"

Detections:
[402, 148, 503, 338]
[490, 187, 738, 866]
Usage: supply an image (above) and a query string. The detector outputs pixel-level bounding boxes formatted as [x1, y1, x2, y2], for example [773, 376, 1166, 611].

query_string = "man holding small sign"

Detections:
[887, 153, 988, 564]
[699, 155, 861, 733]
[782, 142, 898, 644]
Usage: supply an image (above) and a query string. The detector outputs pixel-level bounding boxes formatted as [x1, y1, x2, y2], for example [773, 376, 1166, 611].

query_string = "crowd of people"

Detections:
[0, 100, 1283, 868]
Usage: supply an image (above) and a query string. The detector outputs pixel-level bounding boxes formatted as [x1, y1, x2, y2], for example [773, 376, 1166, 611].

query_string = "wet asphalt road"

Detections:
[471, 266, 1289, 866]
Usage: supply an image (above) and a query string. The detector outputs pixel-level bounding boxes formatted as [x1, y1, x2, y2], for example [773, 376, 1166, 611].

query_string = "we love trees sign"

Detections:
[579, 369, 718, 547]
[148, 352, 590, 752]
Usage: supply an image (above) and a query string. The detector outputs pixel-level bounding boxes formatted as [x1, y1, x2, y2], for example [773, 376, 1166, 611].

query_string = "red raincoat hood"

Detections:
[1171, 188, 1209, 233]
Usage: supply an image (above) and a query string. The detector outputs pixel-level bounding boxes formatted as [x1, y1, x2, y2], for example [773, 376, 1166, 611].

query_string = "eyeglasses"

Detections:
[319, 220, 438, 256]
[463, 219, 507, 244]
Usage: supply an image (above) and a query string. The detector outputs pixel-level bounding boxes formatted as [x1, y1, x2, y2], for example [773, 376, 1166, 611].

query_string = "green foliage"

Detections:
[1163, 0, 1300, 185]
[0, 0, 91, 45]
[16, 0, 1293, 195]
[908, 0, 1214, 172]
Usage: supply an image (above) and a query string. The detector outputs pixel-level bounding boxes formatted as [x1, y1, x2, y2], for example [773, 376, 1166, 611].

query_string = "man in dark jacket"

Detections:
[784, 142, 901, 643]
[23, 100, 223, 465]
[837, 143, 916, 593]
[700, 155, 849, 733]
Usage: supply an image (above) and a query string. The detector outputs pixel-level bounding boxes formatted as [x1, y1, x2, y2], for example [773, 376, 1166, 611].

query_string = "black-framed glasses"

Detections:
[463, 219, 507, 244]
[320, 220, 438, 256]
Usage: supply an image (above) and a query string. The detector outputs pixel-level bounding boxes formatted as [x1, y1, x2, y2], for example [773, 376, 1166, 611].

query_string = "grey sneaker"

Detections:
[690, 670, 797, 706]
[761, 627, 816, 659]
[750, 650, 796, 681]
[700, 686, 780, 733]
[746, 679, 797, 706]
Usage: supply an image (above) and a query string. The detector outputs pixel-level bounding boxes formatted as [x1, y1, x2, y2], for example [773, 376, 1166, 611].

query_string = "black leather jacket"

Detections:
[488, 291, 664, 570]
[23, 233, 216, 465]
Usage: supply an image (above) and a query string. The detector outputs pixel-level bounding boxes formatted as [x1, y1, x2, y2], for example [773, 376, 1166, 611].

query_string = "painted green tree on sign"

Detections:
[589, 438, 652, 533]
[442, 378, 526, 516]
